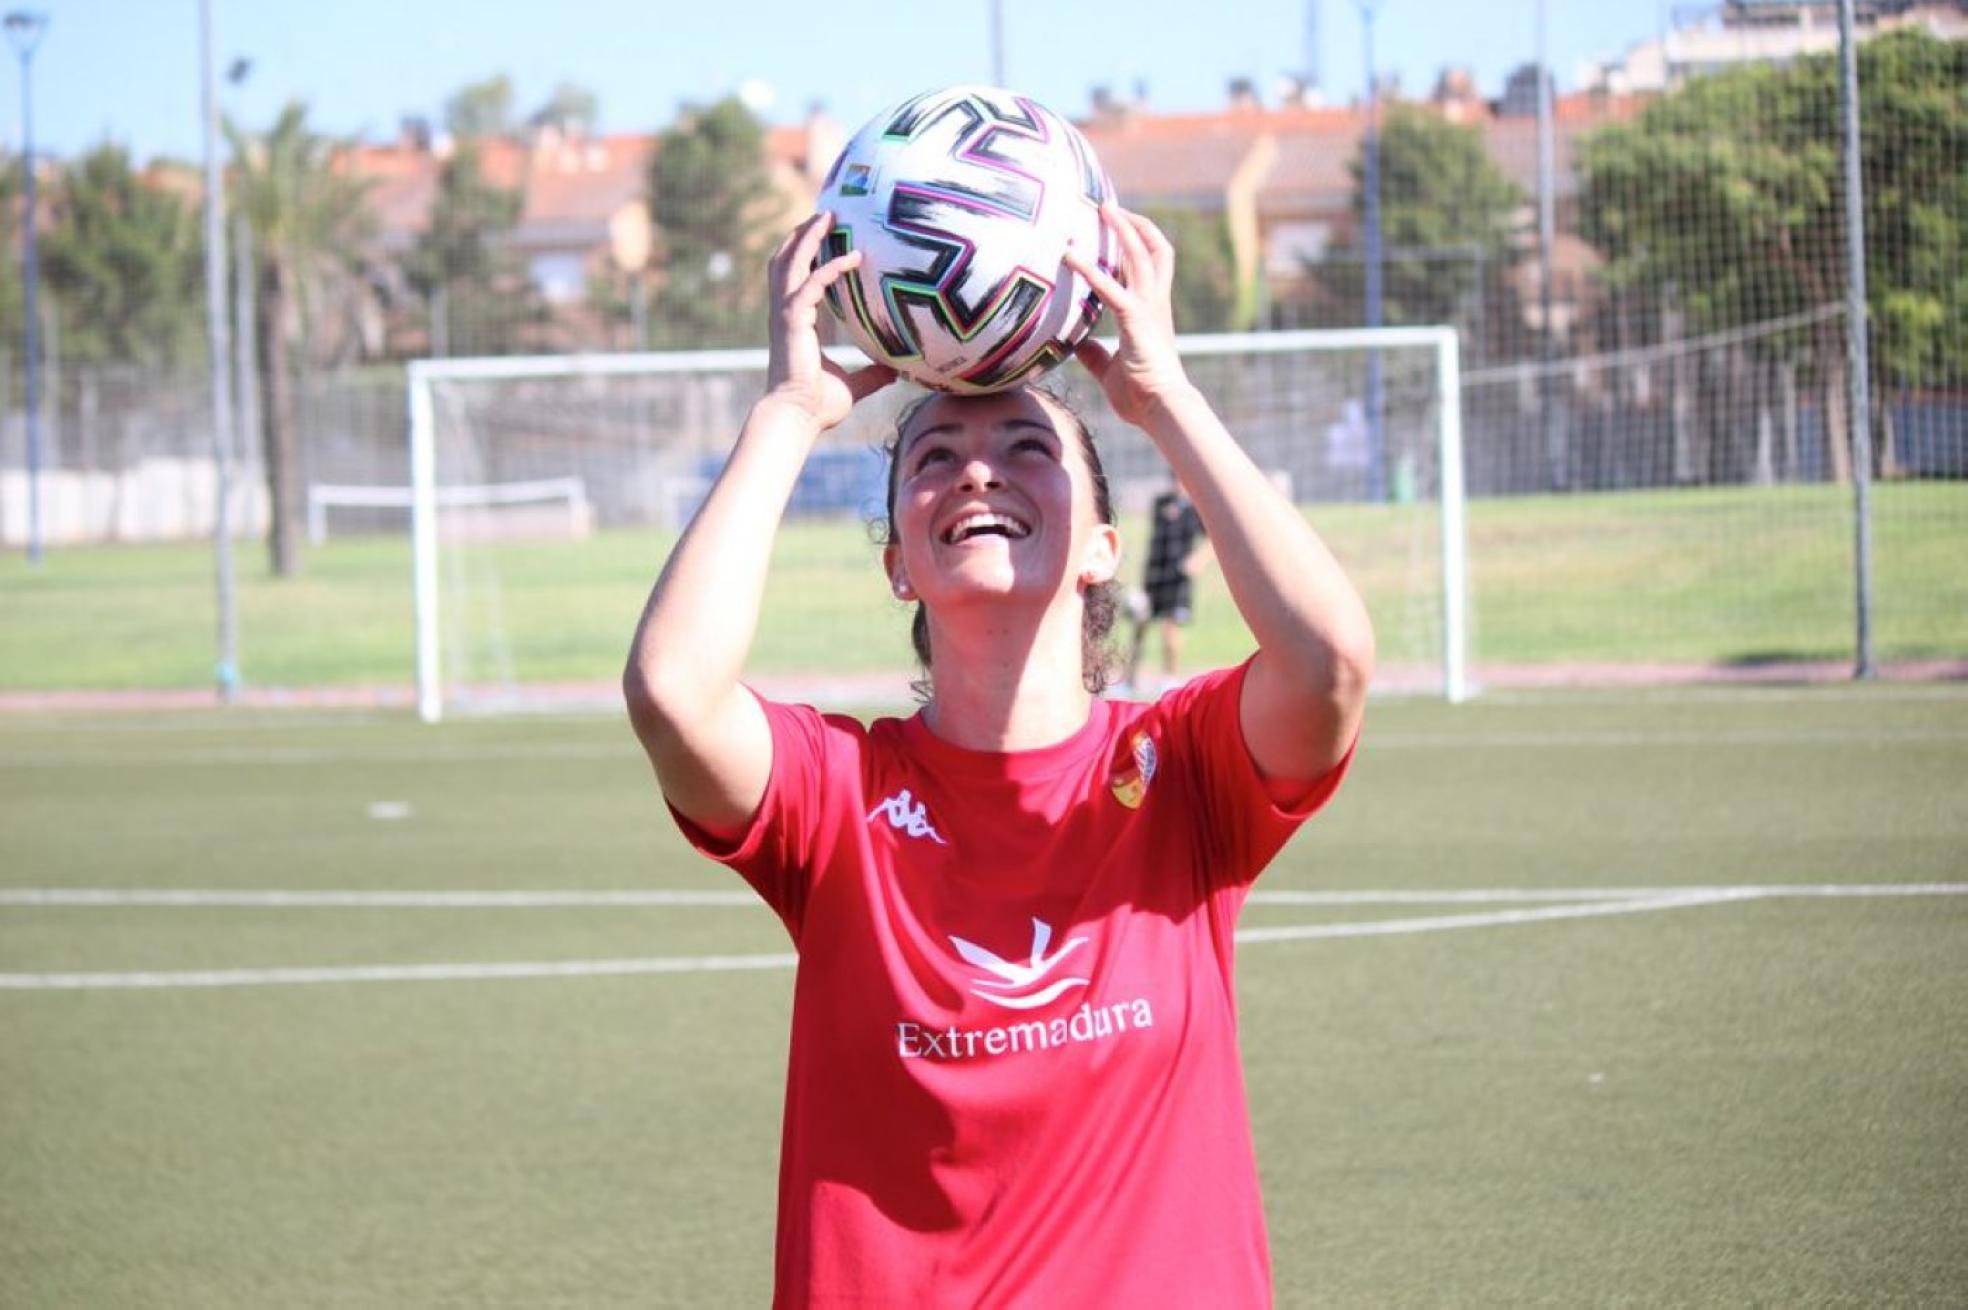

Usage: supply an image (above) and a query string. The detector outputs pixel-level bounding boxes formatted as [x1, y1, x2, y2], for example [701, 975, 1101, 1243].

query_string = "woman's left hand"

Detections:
[1063, 203, 1192, 429]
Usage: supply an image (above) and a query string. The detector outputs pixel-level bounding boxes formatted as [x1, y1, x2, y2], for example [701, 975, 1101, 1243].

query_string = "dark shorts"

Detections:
[1145, 576, 1193, 624]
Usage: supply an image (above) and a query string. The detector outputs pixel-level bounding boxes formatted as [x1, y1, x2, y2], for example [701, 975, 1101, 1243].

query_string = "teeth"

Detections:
[942, 512, 1029, 544]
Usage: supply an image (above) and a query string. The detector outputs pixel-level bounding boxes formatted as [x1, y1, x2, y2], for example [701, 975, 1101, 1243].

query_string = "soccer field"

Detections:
[4, 482, 1965, 697]
[2, 687, 1965, 1306]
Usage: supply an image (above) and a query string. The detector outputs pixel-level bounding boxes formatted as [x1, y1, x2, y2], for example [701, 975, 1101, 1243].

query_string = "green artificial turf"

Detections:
[2, 482, 1962, 692]
[2, 687, 1964, 1305]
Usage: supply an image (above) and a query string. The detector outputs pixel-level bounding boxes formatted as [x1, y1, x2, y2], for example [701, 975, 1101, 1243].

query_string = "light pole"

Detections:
[989, 0, 1006, 86]
[1536, 0, 1561, 490]
[5, 10, 46, 564]
[1360, 0, 1386, 502]
[198, 0, 240, 699]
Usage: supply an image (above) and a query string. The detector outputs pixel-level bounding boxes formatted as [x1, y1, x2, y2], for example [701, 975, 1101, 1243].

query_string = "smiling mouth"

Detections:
[940, 512, 1032, 545]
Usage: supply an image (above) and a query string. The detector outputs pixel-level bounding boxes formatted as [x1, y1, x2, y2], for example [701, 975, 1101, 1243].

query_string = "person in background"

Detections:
[1126, 475, 1214, 691]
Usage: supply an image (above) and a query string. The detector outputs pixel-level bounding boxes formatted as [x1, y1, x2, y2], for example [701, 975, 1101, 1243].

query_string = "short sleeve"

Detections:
[1150, 658, 1352, 893]
[665, 691, 865, 941]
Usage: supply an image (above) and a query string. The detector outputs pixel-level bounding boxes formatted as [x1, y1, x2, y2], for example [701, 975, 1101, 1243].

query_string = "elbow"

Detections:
[622, 648, 691, 750]
[1325, 617, 1377, 708]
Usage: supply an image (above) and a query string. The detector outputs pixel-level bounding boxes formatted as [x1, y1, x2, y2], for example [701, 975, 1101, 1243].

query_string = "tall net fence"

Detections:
[0, 13, 1961, 699]
[1271, 22, 1966, 680]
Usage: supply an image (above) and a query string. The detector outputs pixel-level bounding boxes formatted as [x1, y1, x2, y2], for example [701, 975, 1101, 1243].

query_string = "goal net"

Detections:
[406, 329, 1467, 720]
[307, 477, 594, 545]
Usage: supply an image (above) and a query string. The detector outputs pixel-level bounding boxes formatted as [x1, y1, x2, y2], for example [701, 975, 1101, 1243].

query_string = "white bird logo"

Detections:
[948, 918, 1090, 1010]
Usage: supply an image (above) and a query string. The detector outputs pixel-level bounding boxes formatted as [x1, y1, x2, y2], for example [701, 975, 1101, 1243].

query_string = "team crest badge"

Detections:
[1109, 728, 1158, 809]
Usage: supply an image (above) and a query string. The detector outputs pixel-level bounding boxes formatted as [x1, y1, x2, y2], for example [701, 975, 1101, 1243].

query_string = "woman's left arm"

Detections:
[1067, 205, 1374, 784]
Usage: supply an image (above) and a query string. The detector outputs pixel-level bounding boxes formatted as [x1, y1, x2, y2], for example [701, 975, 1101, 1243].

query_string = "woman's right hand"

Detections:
[763, 211, 897, 430]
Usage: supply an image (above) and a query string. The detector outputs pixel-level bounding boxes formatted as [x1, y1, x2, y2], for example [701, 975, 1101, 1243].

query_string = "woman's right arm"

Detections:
[623, 213, 894, 839]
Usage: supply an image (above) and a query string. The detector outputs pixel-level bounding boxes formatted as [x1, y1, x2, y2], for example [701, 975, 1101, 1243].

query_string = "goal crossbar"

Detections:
[405, 328, 1469, 721]
[308, 477, 590, 544]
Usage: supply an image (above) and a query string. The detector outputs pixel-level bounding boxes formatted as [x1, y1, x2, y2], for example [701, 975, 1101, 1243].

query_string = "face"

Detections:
[884, 389, 1119, 615]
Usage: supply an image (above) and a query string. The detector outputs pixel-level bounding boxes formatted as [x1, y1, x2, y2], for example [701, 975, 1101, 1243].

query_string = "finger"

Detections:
[771, 212, 833, 289]
[788, 248, 862, 314]
[1124, 207, 1173, 259]
[1073, 337, 1114, 380]
[1122, 209, 1176, 284]
[787, 210, 835, 276]
[770, 211, 825, 270]
[1101, 199, 1153, 284]
[841, 362, 899, 402]
[1062, 243, 1127, 309]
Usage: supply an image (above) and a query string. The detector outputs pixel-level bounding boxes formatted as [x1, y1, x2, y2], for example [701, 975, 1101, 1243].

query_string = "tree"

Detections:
[403, 137, 530, 355]
[1323, 107, 1521, 332]
[1139, 205, 1237, 334]
[1577, 28, 1967, 482]
[1849, 31, 1968, 394]
[226, 102, 374, 577]
[0, 158, 20, 361]
[529, 82, 599, 137]
[445, 75, 514, 142]
[40, 144, 204, 368]
[647, 96, 783, 348]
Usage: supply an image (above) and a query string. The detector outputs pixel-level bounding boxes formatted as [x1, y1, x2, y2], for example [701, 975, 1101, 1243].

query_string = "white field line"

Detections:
[4, 883, 1965, 910]
[1363, 727, 1968, 749]
[1233, 888, 1763, 944]
[1250, 883, 1968, 905]
[0, 953, 800, 990]
[0, 742, 640, 768]
[3, 883, 1963, 992]
[5, 726, 1968, 769]
[0, 888, 757, 908]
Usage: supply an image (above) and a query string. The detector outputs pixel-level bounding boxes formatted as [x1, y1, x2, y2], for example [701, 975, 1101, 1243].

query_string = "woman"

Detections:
[625, 203, 1374, 1307]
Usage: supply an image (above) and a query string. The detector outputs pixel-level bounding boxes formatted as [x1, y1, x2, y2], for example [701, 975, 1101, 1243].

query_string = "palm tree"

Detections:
[225, 102, 373, 577]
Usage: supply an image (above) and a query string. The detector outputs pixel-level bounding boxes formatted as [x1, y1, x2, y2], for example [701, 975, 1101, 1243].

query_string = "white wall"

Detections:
[0, 458, 269, 546]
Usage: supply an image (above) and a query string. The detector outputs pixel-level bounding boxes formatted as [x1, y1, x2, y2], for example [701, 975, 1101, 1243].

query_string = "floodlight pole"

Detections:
[989, 0, 1006, 86]
[1360, 0, 1386, 502]
[5, 11, 46, 565]
[1536, 0, 1561, 490]
[198, 0, 240, 701]
[1836, 0, 1874, 679]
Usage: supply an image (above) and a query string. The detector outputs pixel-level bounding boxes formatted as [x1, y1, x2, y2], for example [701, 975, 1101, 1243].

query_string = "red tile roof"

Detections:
[336, 92, 1647, 253]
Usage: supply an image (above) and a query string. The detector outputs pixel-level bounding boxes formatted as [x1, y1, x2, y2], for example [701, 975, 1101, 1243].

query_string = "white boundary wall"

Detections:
[1, 459, 268, 546]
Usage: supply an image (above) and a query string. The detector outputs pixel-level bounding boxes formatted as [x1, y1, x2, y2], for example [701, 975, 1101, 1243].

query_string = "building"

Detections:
[1076, 79, 1639, 339]
[334, 74, 1649, 354]
[1581, 0, 1967, 95]
[343, 111, 840, 353]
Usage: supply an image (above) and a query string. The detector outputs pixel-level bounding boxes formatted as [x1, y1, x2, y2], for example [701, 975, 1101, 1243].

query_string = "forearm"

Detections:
[624, 399, 820, 728]
[1139, 385, 1375, 693]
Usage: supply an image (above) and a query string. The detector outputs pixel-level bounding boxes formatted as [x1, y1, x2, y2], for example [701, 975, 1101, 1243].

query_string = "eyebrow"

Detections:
[899, 416, 1057, 456]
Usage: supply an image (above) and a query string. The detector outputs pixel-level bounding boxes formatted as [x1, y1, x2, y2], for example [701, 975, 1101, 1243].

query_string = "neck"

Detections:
[919, 602, 1094, 752]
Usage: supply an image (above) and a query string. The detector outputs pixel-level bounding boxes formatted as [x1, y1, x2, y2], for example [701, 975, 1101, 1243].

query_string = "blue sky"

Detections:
[20, 0, 1669, 162]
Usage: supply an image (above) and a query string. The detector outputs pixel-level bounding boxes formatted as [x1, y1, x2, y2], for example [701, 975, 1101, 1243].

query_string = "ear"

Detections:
[883, 543, 913, 599]
[1078, 523, 1122, 588]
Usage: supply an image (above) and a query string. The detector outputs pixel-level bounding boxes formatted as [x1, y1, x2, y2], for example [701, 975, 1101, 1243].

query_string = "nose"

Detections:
[956, 457, 1002, 493]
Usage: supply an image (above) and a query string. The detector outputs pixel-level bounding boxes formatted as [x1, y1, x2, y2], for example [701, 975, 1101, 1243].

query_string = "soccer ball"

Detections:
[817, 85, 1116, 394]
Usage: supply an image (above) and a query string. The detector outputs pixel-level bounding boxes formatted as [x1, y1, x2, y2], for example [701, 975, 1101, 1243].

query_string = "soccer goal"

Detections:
[405, 328, 1468, 721]
[307, 476, 594, 545]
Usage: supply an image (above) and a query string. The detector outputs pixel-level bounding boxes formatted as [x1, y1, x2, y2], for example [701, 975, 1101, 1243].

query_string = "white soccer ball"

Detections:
[817, 85, 1117, 394]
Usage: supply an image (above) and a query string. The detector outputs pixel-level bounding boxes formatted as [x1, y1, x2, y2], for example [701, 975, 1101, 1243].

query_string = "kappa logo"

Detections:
[948, 918, 1090, 1010]
[867, 788, 946, 845]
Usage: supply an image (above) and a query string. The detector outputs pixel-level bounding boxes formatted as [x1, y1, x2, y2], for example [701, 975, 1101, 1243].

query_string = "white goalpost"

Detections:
[405, 327, 1469, 722]
[307, 476, 593, 545]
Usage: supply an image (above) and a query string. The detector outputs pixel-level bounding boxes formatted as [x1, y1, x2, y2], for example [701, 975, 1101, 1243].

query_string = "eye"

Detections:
[910, 445, 954, 474]
[1011, 435, 1056, 458]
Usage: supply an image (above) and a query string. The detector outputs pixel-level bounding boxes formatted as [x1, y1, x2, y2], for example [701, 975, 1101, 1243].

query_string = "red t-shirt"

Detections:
[675, 660, 1349, 1308]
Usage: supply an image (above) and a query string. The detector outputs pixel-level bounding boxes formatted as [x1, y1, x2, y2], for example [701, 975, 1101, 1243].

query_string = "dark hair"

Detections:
[874, 386, 1120, 698]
